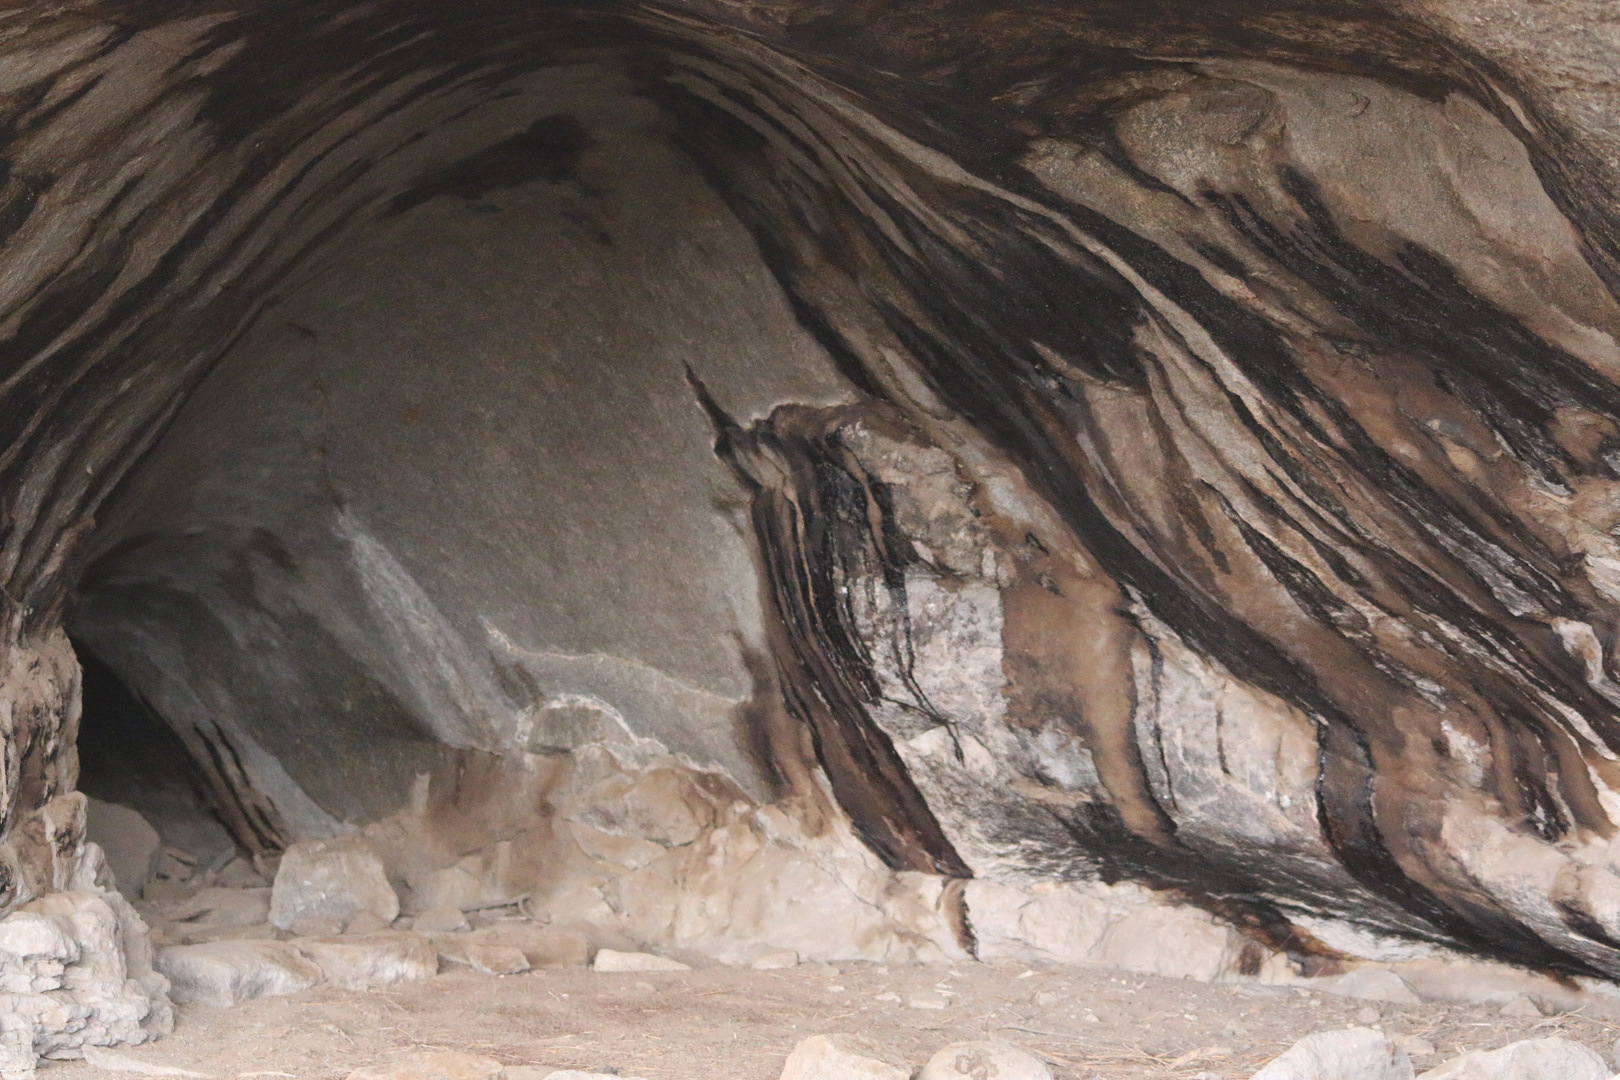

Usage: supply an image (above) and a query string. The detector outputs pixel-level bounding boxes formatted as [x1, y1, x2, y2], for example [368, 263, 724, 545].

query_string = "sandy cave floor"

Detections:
[41, 957, 1620, 1080]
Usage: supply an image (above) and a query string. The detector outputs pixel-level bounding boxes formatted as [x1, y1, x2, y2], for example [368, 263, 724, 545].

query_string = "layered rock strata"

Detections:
[0, 0, 1616, 1059]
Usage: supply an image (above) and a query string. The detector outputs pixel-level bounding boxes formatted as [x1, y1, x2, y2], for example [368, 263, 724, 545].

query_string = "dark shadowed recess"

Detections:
[2, 0, 1617, 977]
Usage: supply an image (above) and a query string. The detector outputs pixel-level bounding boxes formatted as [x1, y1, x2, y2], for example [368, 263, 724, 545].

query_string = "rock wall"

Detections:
[0, 0, 1618, 1042]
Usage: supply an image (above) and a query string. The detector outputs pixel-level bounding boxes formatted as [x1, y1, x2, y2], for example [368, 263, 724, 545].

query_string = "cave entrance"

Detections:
[60, 61, 848, 905]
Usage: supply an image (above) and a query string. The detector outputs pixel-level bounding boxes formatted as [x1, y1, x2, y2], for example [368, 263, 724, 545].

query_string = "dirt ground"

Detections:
[40, 954, 1620, 1080]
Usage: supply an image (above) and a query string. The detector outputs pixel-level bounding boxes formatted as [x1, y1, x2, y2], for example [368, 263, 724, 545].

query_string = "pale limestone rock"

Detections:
[918, 1041, 1051, 1080]
[1497, 993, 1544, 1017]
[1250, 1028, 1414, 1080]
[153, 888, 271, 942]
[343, 911, 392, 935]
[750, 948, 799, 970]
[1309, 968, 1423, 1005]
[907, 991, 949, 1009]
[466, 945, 529, 975]
[156, 940, 322, 1006]
[0, 875, 173, 1080]
[779, 1035, 909, 1080]
[84, 801, 159, 902]
[291, 933, 437, 989]
[590, 949, 689, 972]
[269, 837, 398, 931]
[80, 1047, 207, 1077]
[1414, 1038, 1608, 1080]
[412, 904, 469, 933]
[346, 1052, 505, 1080]
[1090, 905, 1244, 983]
[286, 916, 345, 938]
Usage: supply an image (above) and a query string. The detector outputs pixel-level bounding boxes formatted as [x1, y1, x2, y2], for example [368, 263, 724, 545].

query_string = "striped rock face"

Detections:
[2, 0, 1620, 997]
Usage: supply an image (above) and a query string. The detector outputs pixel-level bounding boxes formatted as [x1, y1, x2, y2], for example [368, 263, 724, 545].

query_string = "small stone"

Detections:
[1251, 1028, 1413, 1080]
[906, 991, 950, 1010]
[1356, 1006, 1383, 1025]
[1413, 1037, 1608, 1080]
[919, 1041, 1051, 1080]
[292, 933, 438, 989]
[1394, 1035, 1435, 1059]
[269, 836, 399, 931]
[1032, 990, 1061, 1007]
[156, 940, 323, 1007]
[591, 949, 690, 972]
[1496, 992, 1544, 1017]
[344, 910, 392, 935]
[413, 904, 469, 933]
[779, 1034, 909, 1080]
[345, 1052, 506, 1080]
[465, 944, 530, 975]
[874, 992, 900, 1003]
[750, 948, 800, 970]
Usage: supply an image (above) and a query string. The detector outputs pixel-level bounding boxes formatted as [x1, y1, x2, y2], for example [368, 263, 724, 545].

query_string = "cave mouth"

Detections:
[8, 0, 1620, 1022]
[60, 51, 854, 896]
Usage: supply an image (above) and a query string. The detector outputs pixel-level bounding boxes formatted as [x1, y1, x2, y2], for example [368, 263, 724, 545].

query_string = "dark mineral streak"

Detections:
[3, 0, 1620, 977]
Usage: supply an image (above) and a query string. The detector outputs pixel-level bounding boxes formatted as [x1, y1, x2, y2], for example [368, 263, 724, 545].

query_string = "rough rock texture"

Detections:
[779, 1035, 909, 1080]
[289, 934, 437, 990]
[0, 836, 171, 1080]
[1251, 1028, 1414, 1080]
[1413, 1038, 1610, 1080]
[269, 837, 399, 932]
[154, 941, 320, 1008]
[0, 0, 1619, 1061]
[917, 1042, 1052, 1080]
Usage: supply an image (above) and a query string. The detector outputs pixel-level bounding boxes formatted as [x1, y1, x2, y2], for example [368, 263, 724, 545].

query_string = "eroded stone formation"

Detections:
[3, 0, 1620, 1071]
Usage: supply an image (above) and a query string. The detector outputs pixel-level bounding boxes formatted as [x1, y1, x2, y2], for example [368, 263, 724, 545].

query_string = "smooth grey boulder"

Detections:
[1414, 1038, 1609, 1080]
[1251, 1028, 1414, 1080]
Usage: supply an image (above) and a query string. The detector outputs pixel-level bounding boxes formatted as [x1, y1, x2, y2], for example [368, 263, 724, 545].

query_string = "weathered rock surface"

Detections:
[1307, 969, 1424, 1006]
[1414, 1038, 1610, 1080]
[345, 1052, 505, 1080]
[4, 0, 1620, 1040]
[918, 1041, 1051, 1080]
[269, 838, 399, 932]
[590, 949, 690, 973]
[83, 801, 159, 903]
[291, 933, 437, 989]
[779, 1035, 909, 1080]
[1251, 1028, 1414, 1080]
[155, 941, 321, 1007]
